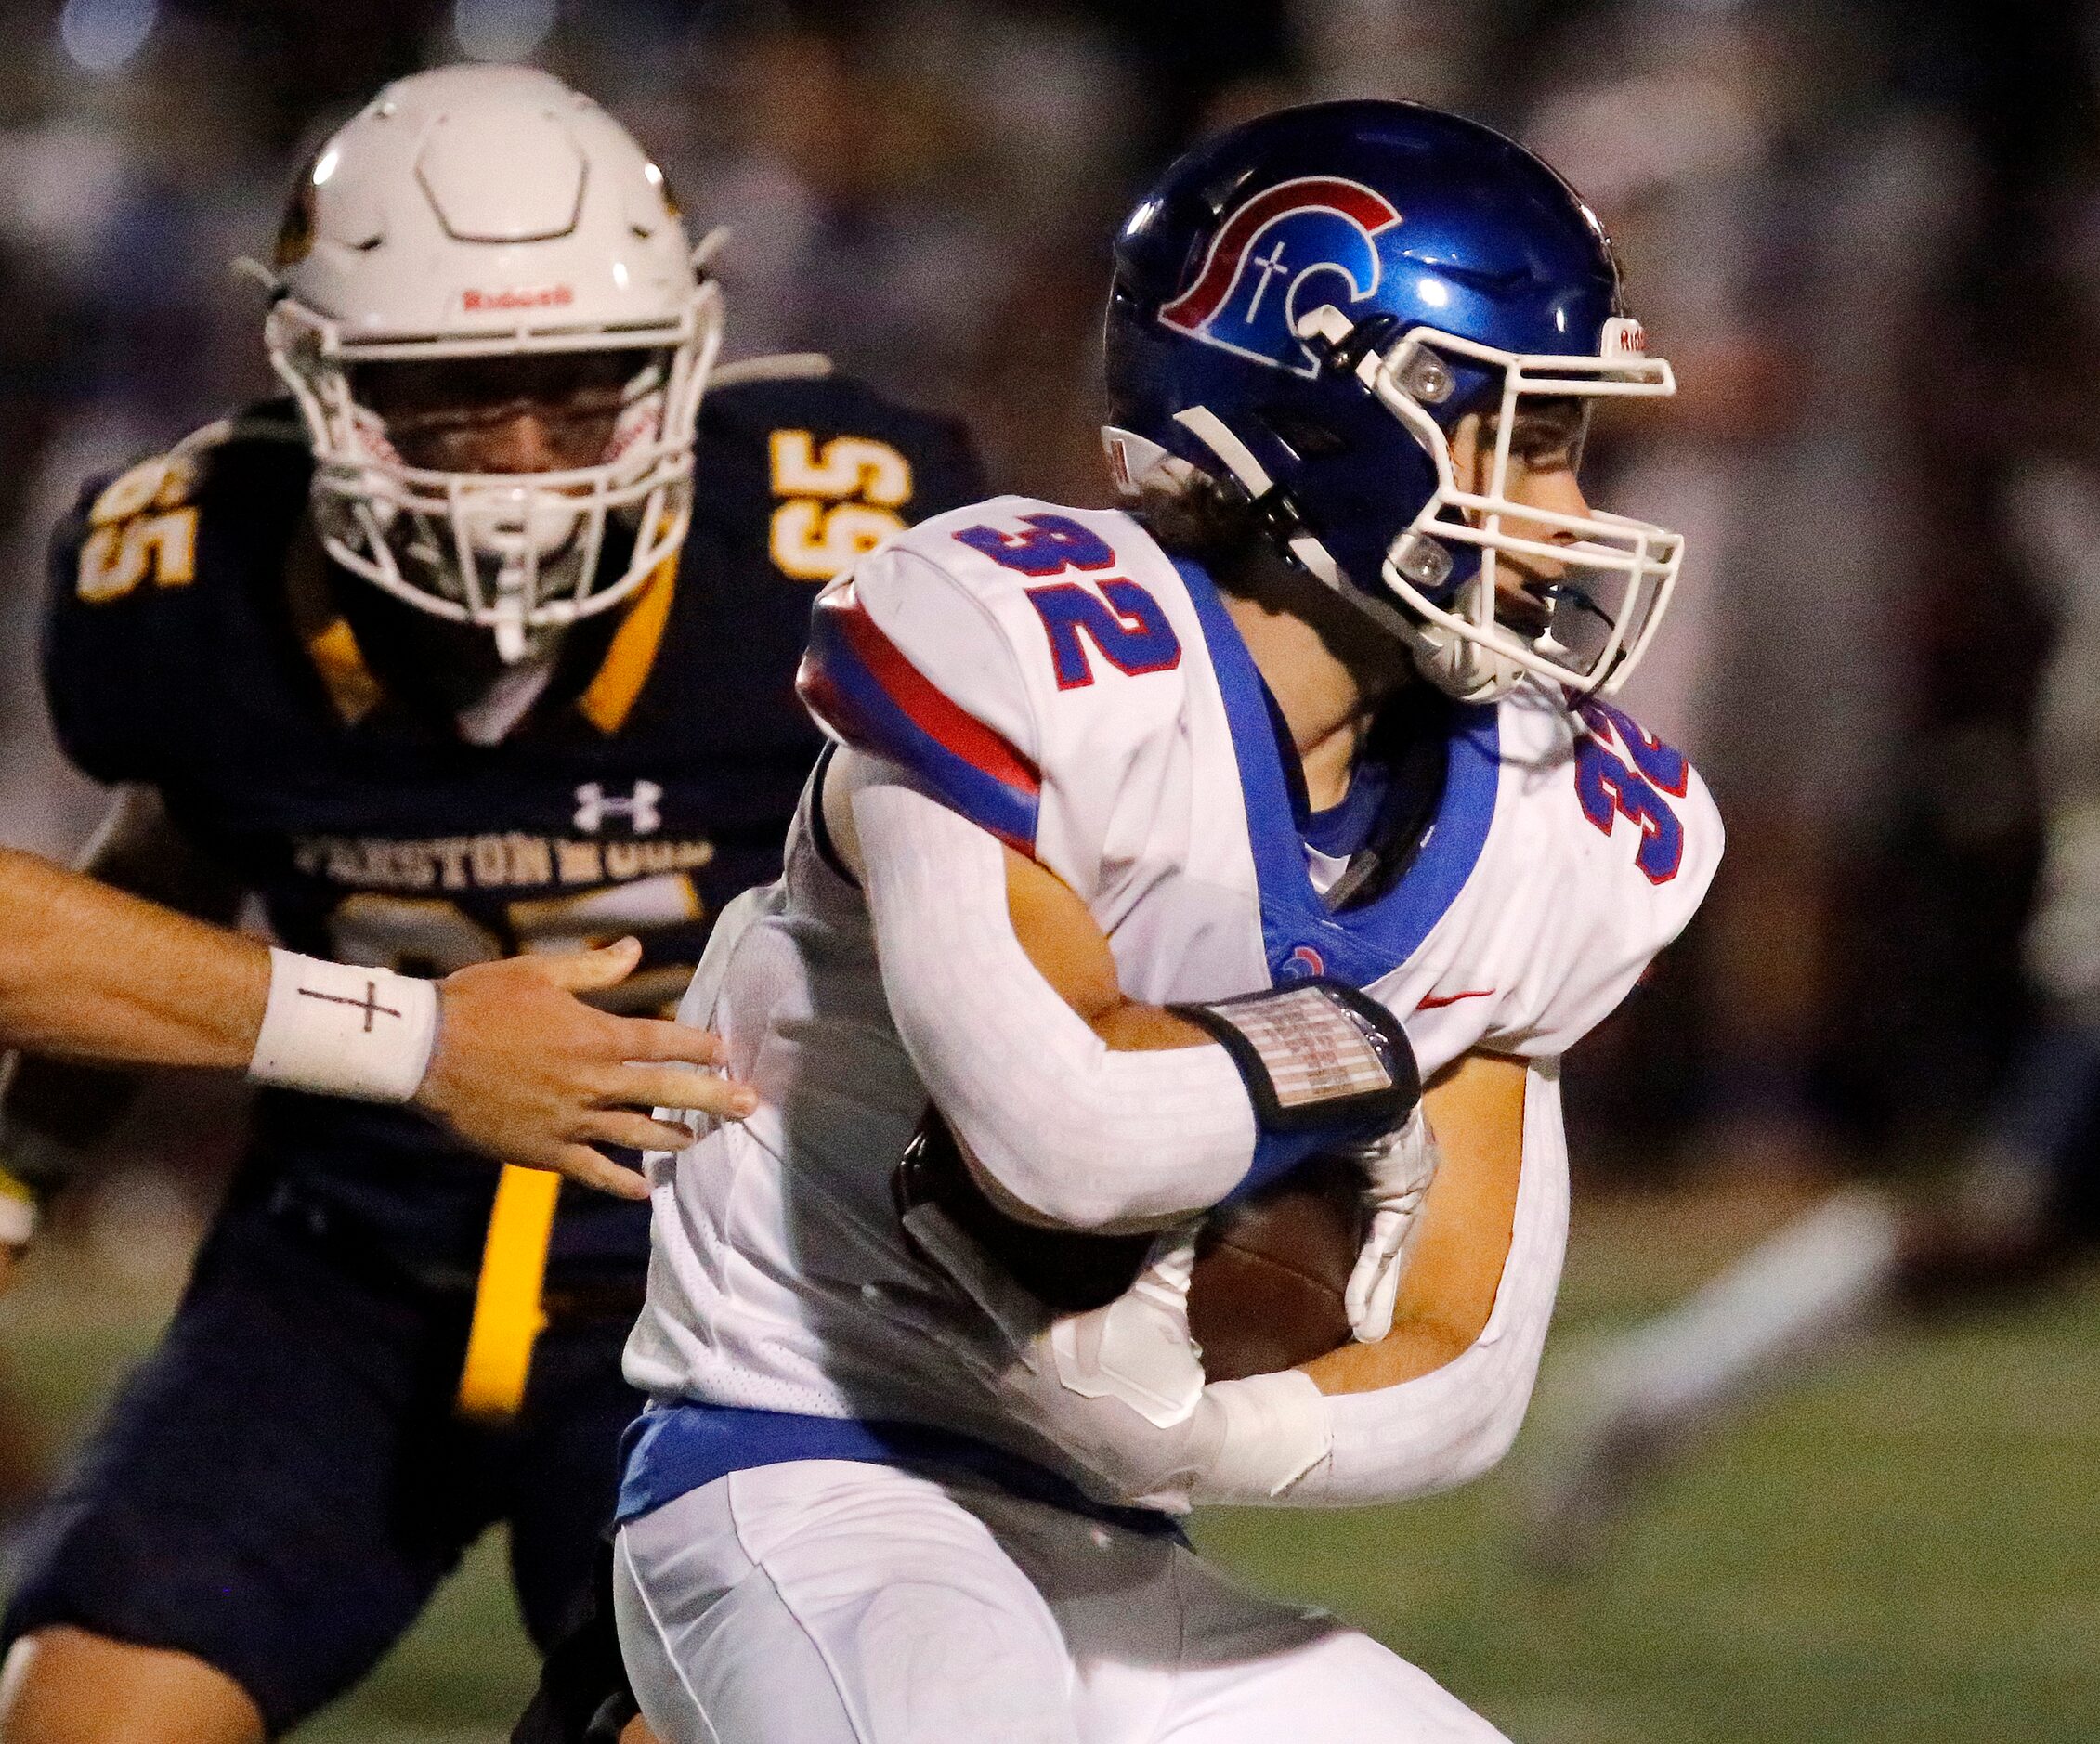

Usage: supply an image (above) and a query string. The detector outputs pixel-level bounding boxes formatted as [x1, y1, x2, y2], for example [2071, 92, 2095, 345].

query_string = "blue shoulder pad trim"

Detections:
[797, 585, 1041, 855]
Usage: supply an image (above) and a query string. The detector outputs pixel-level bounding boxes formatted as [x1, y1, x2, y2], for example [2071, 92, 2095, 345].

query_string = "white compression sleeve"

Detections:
[852, 778, 1259, 1230]
[1198, 1059, 1570, 1507]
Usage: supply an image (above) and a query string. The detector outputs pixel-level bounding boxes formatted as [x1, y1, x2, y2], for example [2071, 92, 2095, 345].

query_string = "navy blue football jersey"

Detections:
[43, 361, 985, 1281]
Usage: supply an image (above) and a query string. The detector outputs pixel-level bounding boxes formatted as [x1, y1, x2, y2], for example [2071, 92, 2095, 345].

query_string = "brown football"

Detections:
[1187, 1152, 1364, 1383]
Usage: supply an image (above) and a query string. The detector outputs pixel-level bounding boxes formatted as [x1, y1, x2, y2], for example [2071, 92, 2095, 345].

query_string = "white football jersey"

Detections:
[624, 495, 1722, 1483]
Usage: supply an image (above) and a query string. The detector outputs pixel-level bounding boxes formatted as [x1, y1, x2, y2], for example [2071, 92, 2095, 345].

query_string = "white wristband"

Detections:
[247, 949, 440, 1104]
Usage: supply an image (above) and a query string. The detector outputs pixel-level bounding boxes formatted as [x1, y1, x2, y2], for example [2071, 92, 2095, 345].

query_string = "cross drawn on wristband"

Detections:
[296, 977, 404, 1033]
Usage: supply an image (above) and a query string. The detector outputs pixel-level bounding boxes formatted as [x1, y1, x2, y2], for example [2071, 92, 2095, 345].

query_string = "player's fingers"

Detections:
[606, 1015, 730, 1069]
[1352, 1233, 1402, 1343]
[1362, 1259, 1403, 1345]
[536, 936, 644, 995]
[550, 1144, 652, 1202]
[607, 1063, 756, 1121]
[578, 1108, 700, 1155]
[1345, 1221, 1402, 1343]
[1344, 1265, 1370, 1340]
[623, 1116, 709, 1154]
[1346, 1283, 1391, 1344]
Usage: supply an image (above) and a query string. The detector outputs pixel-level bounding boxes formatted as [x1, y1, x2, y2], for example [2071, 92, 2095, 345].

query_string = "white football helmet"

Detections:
[256, 65, 722, 662]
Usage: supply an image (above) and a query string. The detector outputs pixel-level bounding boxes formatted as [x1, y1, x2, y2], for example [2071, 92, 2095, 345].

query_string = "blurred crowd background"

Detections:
[0, 0, 2096, 1736]
[1, 0, 2093, 1183]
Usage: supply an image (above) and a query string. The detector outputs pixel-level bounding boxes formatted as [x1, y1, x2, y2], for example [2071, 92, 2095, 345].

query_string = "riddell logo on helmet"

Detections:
[462, 285, 576, 313]
[1599, 317, 1648, 359]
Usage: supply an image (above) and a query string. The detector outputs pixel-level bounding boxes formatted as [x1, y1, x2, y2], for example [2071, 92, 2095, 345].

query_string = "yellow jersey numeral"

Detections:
[77, 453, 202, 604]
[766, 429, 911, 581]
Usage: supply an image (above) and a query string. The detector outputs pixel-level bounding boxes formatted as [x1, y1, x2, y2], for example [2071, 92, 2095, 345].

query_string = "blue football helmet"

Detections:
[1103, 99, 1680, 701]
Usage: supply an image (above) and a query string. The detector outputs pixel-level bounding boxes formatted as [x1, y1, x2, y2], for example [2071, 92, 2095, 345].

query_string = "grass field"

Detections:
[4, 1181, 2095, 1744]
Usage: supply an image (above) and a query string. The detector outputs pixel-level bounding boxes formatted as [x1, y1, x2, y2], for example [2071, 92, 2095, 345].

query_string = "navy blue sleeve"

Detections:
[893, 408, 987, 523]
[42, 472, 165, 787]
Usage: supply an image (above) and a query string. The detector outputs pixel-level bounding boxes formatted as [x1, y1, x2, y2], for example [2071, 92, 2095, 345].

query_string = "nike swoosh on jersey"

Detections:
[1415, 988, 1494, 1009]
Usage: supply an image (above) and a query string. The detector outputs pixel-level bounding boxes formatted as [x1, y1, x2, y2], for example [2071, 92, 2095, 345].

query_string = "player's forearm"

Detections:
[857, 775, 1418, 1230]
[854, 782, 1260, 1230]
[1299, 1318, 1476, 1394]
[0, 849, 267, 1069]
[1040, 1057, 1533, 1512]
[1246, 1061, 1568, 1507]
[1, 790, 243, 1162]
[1298, 1052, 1527, 1394]
[999, 849, 1216, 1053]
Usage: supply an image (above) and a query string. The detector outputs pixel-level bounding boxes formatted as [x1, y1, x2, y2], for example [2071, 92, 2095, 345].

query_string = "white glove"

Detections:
[1343, 1104, 1441, 1344]
[1044, 1228, 1207, 1429]
[870, 1213, 1328, 1512]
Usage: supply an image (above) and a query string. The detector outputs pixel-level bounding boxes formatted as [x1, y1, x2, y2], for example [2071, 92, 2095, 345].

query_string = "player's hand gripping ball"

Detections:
[898, 1113, 1368, 1383]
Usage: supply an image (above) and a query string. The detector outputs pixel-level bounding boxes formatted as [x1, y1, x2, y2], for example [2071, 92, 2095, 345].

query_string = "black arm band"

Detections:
[1170, 975, 1419, 1127]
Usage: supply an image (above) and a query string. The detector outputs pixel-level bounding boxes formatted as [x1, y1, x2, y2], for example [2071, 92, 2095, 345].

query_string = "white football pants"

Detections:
[612, 1459, 1509, 1744]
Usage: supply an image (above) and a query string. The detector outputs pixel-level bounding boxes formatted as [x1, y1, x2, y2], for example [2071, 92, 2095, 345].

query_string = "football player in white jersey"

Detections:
[607, 101, 1723, 1744]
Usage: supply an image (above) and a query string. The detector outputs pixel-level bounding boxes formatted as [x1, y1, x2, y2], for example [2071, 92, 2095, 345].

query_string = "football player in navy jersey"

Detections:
[0, 64, 981, 1744]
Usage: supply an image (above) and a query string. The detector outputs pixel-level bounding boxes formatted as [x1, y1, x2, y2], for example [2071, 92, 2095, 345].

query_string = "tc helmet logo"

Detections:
[1283, 944, 1326, 980]
[1160, 176, 1401, 379]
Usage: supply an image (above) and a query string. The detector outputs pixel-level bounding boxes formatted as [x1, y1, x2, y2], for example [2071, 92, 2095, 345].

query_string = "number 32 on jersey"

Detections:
[957, 511, 1183, 691]
[1573, 700, 1688, 884]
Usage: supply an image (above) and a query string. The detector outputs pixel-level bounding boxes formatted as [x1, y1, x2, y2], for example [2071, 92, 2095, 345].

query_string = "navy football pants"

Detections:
[1, 1193, 642, 1736]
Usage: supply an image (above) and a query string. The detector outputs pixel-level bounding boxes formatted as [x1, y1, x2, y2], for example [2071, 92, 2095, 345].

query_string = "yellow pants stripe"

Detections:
[456, 1165, 562, 1421]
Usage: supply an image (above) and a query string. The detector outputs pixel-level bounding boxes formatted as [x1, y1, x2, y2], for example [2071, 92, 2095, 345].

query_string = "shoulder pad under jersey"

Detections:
[797, 496, 1193, 865]
[44, 406, 309, 786]
[1429, 683, 1723, 1059]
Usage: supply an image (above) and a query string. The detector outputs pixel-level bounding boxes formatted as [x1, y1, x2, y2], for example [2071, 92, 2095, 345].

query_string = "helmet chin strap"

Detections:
[486, 537, 588, 666]
[1396, 613, 1523, 704]
[1168, 407, 1349, 591]
[447, 479, 593, 663]
[1102, 425, 1194, 497]
[491, 579, 529, 666]
[1170, 405, 1512, 699]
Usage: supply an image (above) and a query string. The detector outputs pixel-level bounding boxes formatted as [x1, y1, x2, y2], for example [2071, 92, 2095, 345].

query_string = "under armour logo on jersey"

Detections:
[1160, 176, 1401, 379]
[573, 780, 662, 836]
